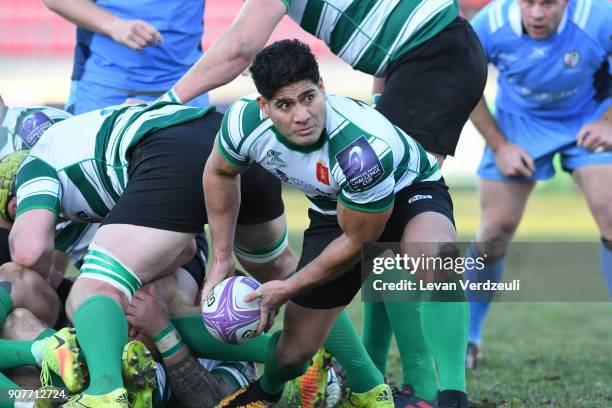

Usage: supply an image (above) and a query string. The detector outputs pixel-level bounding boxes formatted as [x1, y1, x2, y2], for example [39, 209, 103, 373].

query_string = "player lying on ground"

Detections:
[204, 39, 466, 408]
[9, 102, 296, 407]
[464, 0, 612, 369]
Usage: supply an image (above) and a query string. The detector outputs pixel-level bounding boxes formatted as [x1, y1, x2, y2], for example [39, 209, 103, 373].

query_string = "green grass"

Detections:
[279, 188, 612, 407]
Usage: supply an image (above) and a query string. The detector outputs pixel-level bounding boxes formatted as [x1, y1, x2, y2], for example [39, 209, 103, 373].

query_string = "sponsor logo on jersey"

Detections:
[272, 168, 335, 198]
[265, 150, 288, 168]
[316, 161, 330, 185]
[335, 136, 383, 191]
[408, 194, 432, 204]
[563, 51, 580, 68]
[529, 46, 548, 58]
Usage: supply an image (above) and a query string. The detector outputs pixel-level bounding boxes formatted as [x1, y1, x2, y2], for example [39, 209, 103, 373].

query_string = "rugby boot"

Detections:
[341, 383, 393, 408]
[61, 388, 129, 408]
[215, 379, 281, 408]
[38, 328, 86, 393]
[392, 385, 437, 408]
[437, 391, 468, 408]
[282, 347, 334, 408]
[122, 340, 157, 408]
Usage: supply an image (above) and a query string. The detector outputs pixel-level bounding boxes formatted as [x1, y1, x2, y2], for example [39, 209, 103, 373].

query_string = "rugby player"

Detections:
[464, 0, 612, 368]
[204, 40, 462, 408]
[9, 102, 294, 407]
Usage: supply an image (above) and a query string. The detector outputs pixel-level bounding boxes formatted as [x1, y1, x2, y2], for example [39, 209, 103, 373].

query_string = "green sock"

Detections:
[35, 328, 57, 341]
[324, 311, 384, 393]
[362, 302, 392, 375]
[171, 315, 270, 363]
[73, 295, 127, 395]
[421, 283, 468, 393]
[0, 372, 19, 408]
[259, 331, 308, 394]
[0, 339, 37, 370]
[0, 282, 13, 327]
[384, 301, 439, 400]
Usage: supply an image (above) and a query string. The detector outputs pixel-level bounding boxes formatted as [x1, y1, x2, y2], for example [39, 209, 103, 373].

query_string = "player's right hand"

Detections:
[107, 19, 163, 51]
[494, 142, 535, 177]
[201, 258, 234, 306]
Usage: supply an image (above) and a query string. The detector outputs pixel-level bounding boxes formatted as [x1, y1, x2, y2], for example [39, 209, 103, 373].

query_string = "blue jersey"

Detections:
[72, 0, 205, 91]
[471, 0, 612, 120]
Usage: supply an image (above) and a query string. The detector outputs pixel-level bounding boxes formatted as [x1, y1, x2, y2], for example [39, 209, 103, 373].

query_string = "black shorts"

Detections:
[291, 179, 454, 309]
[377, 17, 487, 156]
[180, 233, 209, 287]
[102, 112, 284, 232]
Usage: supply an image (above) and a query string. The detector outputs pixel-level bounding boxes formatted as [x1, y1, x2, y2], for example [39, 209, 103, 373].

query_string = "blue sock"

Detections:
[599, 239, 612, 299]
[464, 242, 505, 345]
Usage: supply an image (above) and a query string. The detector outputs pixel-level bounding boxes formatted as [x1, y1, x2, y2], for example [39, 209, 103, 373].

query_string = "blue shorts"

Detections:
[65, 79, 210, 115]
[478, 103, 612, 182]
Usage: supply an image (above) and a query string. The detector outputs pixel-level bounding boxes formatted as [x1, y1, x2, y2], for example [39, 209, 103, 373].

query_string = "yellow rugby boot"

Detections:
[38, 328, 86, 393]
[61, 388, 129, 408]
[340, 383, 393, 408]
[121, 340, 157, 408]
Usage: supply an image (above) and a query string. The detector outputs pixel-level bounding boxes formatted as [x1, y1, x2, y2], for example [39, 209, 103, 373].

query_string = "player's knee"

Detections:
[66, 278, 128, 320]
[590, 201, 612, 238]
[277, 341, 318, 367]
[4, 308, 34, 328]
[480, 220, 518, 244]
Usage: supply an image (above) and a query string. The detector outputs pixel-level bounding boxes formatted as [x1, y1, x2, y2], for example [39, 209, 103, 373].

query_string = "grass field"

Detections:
[280, 187, 612, 407]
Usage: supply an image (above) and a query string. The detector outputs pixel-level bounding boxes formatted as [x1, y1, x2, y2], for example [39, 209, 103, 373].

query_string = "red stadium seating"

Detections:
[0, 0, 489, 58]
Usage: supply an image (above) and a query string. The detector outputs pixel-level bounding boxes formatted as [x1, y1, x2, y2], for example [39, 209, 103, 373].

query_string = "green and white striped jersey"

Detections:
[55, 221, 99, 264]
[15, 102, 210, 222]
[0, 106, 71, 158]
[218, 94, 439, 215]
[282, 0, 459, 75]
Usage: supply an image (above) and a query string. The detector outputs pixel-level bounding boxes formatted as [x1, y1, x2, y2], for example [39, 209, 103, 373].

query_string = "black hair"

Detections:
[250, 39, 320, 100]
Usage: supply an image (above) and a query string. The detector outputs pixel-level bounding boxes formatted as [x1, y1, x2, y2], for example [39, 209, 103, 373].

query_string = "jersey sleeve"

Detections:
[15, 155, 62, 218]
[334, 136, 395, 213]
[217, 102, 253, 168]
[575, 0, 612, 60]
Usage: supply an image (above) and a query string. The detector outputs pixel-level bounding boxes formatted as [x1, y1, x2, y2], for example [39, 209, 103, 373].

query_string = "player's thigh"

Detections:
[278, 302, 343, 366]
[572, 164, 612, 233]
[478, 179, 534, 243]
[92, 223, 195, 284]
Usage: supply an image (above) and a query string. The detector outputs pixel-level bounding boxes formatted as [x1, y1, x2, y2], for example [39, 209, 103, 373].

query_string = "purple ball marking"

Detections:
[17, 111, 53, 148]
[202, 276, 260, 344]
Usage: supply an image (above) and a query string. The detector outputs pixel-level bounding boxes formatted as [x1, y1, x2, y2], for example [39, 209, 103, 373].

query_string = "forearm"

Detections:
[470, 97, 508, 152]
[173, 33, 255, 103]
[600, 103, 612, 124]
[372, 76, 386, 95]
[164, 348, 223, 408]
[203, 163, 241, 262]
[43, 0, 121, 36]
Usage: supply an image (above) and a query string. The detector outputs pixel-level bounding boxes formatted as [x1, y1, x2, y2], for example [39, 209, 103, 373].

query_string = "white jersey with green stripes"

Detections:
[282, 0, 459, 75]
[0, 106, 71, 158]
[218, 94, 440, 215]
[15, 102, 209, 222]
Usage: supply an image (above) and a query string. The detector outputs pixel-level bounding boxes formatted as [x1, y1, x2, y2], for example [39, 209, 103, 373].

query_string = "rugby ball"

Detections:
[202, 276, 261, 344]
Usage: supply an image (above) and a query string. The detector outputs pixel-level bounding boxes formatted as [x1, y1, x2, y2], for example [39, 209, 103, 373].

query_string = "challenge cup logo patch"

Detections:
[335, 136, 383, 191]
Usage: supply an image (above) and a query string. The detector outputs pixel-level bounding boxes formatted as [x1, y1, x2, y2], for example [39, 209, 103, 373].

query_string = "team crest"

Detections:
[335, 136, 383, 191]
[316, 161, 330, 185]
[563, 51, 580, 68]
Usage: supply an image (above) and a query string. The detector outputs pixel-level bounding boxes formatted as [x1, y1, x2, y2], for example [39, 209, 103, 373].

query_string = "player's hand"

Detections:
[201, 258, 234, 306]
[243, 280, 290, 336]
[577, 119, 612, 152]
[494, 142, 535, 177]
[106, 19, 163, 51]
[126, 284, 170, 339]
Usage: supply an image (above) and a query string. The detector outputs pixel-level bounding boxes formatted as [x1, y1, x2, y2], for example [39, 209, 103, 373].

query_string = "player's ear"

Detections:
[318, 78, 326, 98]
[256, 96, 271, 119]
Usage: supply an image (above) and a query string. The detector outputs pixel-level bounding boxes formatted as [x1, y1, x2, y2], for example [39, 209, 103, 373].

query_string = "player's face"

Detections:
[258, 80, 327, 147]
[519, 0, 568, 39]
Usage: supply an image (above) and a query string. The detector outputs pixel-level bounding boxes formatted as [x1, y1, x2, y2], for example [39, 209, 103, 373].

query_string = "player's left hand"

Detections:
[126, 284, 170, 339]
[243, 280, 291, 336]
[577, 119, 612, 152]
